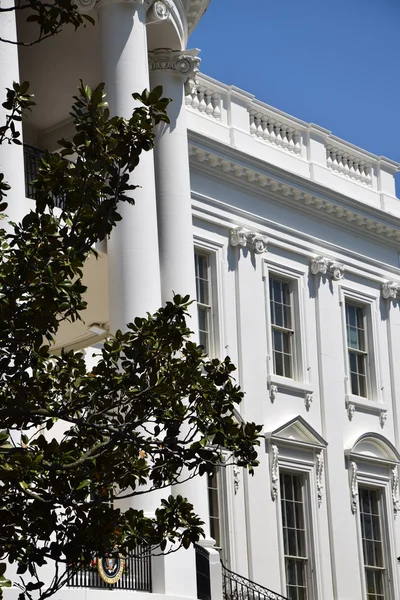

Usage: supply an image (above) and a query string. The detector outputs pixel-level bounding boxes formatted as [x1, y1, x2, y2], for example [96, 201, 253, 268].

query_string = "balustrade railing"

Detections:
[67, 547, 152, 591]
[222, 562, 289, 600]
[23, 144, 45, 200]
[326, 144, 372, 186]
[23, 144, 66, 209]
[249, 109, 301, 155]
[186, 81, 221, 120]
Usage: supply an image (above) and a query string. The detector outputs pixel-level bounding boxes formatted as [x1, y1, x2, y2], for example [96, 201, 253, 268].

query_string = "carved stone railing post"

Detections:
[310, 256, 345, 281]
[229, 227, 268, 255]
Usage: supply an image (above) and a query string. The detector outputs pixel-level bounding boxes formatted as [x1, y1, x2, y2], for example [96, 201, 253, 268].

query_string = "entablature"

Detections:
[188, 134, 400, 249]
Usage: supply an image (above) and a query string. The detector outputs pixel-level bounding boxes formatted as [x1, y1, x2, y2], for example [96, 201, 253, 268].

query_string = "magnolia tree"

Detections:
[0, 4, 261, 600]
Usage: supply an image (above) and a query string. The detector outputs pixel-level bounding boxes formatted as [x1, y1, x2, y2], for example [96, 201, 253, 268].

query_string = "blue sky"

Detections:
[189, 0, 400, 189]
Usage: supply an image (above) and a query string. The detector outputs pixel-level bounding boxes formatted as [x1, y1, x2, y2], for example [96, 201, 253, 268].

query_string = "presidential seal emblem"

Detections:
[97, 553, 125, 584]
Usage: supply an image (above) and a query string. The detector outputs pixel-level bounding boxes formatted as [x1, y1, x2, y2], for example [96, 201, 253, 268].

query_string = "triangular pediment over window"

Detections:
[266, 416, 327, 450]
[346, 432, 400, 466]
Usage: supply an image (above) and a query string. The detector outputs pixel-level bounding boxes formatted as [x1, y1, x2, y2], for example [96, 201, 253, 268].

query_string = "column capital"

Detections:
[148, 48, 201, 83]
[74, 0, 148, 14]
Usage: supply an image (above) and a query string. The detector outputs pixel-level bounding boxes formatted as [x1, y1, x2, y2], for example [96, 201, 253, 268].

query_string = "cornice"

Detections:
[188, 134, 400, 248]
[184, 0, 210, 33]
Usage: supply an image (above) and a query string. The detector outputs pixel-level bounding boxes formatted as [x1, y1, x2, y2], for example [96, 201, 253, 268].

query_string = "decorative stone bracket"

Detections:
[310, 256, 345, 281]
[229, 227, 268, 255]
[350, 461, 358, 514]
[317, 450, 324, 507]
[381, 281, 400, 300]
[392, 466, 400, 518]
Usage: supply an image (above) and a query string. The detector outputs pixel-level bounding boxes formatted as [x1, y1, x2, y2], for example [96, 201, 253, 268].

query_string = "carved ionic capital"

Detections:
[229, 227, 268, 255]
[382, 281, 400, 300]
[310, 256, 344, 281]
[148, 48, 201, 83]
[147, 0, 170, 22]
[75, 0, 146, 13]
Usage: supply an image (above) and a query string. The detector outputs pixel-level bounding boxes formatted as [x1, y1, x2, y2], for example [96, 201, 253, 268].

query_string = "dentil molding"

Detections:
[382, 281, 400, 299]
[310, 256, 345, 281]
[188, 144, 400, 246]
[229, 227, 268, 255]
[148, 48, 200, 85]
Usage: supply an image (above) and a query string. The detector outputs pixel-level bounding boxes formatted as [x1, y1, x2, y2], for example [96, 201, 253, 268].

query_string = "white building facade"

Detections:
[2, 1, 400, 600]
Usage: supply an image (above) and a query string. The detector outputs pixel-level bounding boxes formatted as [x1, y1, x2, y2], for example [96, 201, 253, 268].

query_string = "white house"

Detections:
[2, 1, 400, 600]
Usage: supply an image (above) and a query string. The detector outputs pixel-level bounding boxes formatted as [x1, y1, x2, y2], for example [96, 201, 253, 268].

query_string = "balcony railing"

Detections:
[67, 547, 152, 592]
[195, 544, 211, 600]
[222, 563, 289, 600]
[23, 144, 66, 209]
[23, 144, 45, 200]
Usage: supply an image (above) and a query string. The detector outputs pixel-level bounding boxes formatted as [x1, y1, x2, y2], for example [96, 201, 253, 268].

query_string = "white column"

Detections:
[97, 0, 161, 330]
[149, 49, 210, 535]
[149, 48, 199, 309]
[0, 0, 29, 225]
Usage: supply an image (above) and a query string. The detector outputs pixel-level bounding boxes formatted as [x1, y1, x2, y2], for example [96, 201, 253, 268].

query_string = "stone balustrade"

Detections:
[249, 109, 301, 155]
[186, 74, 399, 206]
[326, 144, 372, 186]
[185, 79, 221, 120]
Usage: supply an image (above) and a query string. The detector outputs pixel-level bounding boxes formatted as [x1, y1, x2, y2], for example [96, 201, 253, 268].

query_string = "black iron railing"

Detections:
[23, 144, 45, 200]
[23, 144, 66, 209]
[195, 544, 211, 600]
[67, 547, 152, 591]
[222, 563, 289, 600]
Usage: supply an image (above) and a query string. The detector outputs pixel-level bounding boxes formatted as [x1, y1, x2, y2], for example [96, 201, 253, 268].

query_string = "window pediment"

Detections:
[346, 432, 400, 465]
[267, 415, 327, 450]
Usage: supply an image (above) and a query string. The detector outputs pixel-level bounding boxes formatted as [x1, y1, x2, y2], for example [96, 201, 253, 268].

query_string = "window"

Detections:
[345, 303, 367, 397]
[270, 277, 294, 378]
[207, 472, 221, 549]
[195, 252, 212, 353]
[280, 473, 309, 600]
[359, 487, 387, 600]
[207, 469, 230, 566]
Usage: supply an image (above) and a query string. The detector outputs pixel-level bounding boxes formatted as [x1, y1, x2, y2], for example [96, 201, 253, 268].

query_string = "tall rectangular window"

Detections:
[195, 252, 212, 354]
[270, 277, 294, 378]
[207, 472, 221, 549]
[359, 487, 386, 600]
[280, 473, 309, 600]
[346, 303, 367, 397]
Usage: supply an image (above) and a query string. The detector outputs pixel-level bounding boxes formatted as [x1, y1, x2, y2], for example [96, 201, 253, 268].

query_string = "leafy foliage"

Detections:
[0, 0, 94, 46]
[0, 80, 262, 600]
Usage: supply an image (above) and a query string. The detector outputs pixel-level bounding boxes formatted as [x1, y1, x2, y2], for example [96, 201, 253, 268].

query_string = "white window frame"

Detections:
[264, 261, 309, 387]
[275, 455, 322, 600]
[339, 285, 381, 405]
[354, 470, 396, 600]
[194, 238, 225, 358]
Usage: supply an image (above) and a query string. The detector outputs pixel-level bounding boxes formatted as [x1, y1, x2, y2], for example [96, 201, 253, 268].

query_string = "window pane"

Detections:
[270, 277, 294, 378]
[280, 474, 308, 600]
[359, 487, 386, 600]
